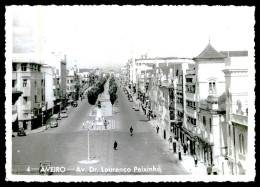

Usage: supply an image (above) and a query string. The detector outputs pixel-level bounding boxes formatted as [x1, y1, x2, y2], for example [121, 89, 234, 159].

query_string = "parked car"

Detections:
[134, 104, 139, 111]
[17, 127, 26, 136]
[60, 110, 68, 118]
[50, 120, 58, 128]
[72, 101, 78, 107]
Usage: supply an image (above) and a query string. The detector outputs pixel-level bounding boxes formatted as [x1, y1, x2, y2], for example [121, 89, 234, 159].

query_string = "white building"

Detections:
[222, 51, 249, 175]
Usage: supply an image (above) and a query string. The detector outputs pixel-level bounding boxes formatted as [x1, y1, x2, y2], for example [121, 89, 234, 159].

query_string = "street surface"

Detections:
[12, 79, 186, 175]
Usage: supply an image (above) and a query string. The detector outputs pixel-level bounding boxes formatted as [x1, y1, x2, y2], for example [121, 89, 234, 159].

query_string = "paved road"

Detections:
[12, 79, 186, 175]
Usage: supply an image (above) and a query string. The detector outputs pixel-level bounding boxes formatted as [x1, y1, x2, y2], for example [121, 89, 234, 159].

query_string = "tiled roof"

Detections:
[144, 63, 154, 67]
[78, 68, 93, 73]
[219, 51, 248, 57]
[194, 43, 225, 59]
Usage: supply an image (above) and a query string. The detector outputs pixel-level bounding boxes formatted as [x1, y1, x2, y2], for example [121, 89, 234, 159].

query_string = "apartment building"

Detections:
[12, 53, 45, 131]
[223, 51, 249, 175]
[42, 65, 60, 119]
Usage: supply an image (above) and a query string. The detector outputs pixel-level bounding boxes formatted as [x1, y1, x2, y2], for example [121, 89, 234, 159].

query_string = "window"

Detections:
[23, 79, 27, 87]
[209, 81, 216, 94]
[23, 97, 28, 104]
[203, 116, 206, 126]
[41, 79, 45, 86]
[23, 113, 28, 118]
[239, 134, 245, 155]
[42, 94, 45, 102]
[71, 80, 73, 83]
[21, 64, 27, 71]
[34, 81, 37, 87]
[12, 63, 17, 71]
[38, 65, 41, 72]
[12, 80, 16, 88]
[209, 118, 212, 133]
[35, 95, 37, 103]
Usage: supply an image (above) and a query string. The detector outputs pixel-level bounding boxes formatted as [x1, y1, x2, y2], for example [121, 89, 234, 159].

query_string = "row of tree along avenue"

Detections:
[87, 74, 109, 105]
[108, 76, 118, 113]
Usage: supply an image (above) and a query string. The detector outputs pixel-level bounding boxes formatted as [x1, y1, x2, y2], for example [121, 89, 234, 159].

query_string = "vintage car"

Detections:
[134, 104, 139, 111]
[17, 127, 26, 136]
[60, 110, 68, 118]
[50, 116, 58, 128]
[72, 101, 78, 107]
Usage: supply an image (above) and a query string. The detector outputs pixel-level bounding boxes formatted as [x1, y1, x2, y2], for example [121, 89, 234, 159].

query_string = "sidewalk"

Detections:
[127, 89, 208, 174]
[148, 119, 208, 175]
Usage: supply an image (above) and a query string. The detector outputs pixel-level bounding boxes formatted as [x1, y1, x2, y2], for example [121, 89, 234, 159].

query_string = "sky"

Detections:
[8, 5, 255, 72]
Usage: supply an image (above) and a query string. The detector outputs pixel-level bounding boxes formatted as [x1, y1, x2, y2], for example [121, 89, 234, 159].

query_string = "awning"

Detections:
[12, 113, 18, 123]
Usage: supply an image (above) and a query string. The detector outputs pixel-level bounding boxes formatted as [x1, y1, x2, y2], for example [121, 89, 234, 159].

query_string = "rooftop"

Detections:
[78, 68, 93, 73]
[219, 51, 248, 57]
[194, 43, 225, 60]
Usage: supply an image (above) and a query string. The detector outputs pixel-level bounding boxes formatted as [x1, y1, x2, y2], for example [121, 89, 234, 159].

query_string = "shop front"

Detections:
[197, 137, 213, 166]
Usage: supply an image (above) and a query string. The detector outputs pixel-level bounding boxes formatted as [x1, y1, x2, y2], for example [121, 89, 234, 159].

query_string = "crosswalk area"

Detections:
[82, 119, 116, 131]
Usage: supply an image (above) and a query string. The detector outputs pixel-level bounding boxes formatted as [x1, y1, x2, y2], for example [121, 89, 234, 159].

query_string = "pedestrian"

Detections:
[183, 144, 187, 155]
[104, 120, 107, 129]
[130, 126, 133, 136]
[156, 125, 159, 134]
[207, 164, 212, 175]
[194, 155, 198, 167]
[168, 136, 173, 149]
[212, 164, 218, 175]
[114, 141, 118, 150]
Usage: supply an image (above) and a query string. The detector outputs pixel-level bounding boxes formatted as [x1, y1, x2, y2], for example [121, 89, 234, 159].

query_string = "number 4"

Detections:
[27, 166, 30, 172]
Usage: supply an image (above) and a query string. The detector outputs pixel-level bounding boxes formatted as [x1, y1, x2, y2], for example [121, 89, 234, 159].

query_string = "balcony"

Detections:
[186, 92, 197, 101]
[186, 106, 197, 118]
[186, 69, 195, 75]
[161, 80, 169, 87]
[176, 103, 183, 112]
[21, 104, 31, 111]
[176, 84, 183, 91]
[22, 87, 31, 96]
[186, 121, 195, 132]
[232, 113, 248, 126]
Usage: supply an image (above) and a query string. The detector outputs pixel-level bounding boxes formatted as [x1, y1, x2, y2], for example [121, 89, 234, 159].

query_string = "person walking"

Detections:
[114, 141, 118, 150]
[207, 164, 212, 175]
[183, 144, 187, 155]
[104, 120, 108, 129]
[130, 126, 133, 136]
[194, 155, 198, 167]
[156, 125, 159, 134]
[168, 136, 173, 149]
[212, 164, 218, 175]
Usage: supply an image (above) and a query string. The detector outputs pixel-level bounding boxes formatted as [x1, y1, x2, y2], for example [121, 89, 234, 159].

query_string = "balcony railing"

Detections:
[176, 103, 183, 112]
[186, 92, 197, 101]
[22, 87, 31, 96]
[22, 104, 31, 111]
[186, 69, 195, 75]
[232, 113, 248, 125]
[186, 106, 197, 118]
[176, 84, 183, 91]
